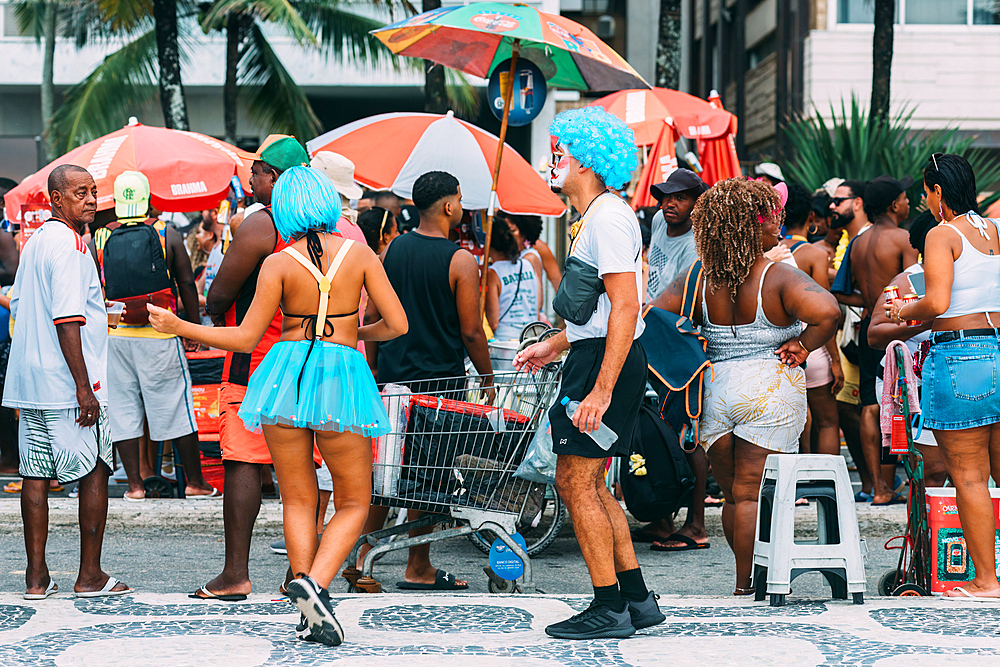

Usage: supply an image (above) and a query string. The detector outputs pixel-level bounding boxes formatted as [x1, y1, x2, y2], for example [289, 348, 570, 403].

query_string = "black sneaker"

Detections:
[295, 614, 317, 642]
[545, 599, 636, 640]
[286, 575, 344, 647]
[627, 591, 666, 629]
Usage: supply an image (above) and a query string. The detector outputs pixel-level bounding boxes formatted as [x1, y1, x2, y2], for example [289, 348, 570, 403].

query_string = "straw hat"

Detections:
[311, 151, 363, 200]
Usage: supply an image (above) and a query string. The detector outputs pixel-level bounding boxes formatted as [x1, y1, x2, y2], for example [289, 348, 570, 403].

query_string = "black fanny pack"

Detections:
[552, 255, 605, 325]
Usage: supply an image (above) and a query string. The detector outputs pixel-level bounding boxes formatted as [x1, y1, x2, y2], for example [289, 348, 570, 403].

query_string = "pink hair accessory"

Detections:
[754, 179, 788, 224]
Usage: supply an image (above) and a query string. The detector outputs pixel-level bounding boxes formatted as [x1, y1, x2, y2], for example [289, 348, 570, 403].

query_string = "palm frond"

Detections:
[784, 95, 1000, 212]
[240, 21, 322, 141]
[295, 1, 391, 64]
[48, 28, 159, 154]
[12, 0, 46, 41]
[94, 0, 155, 34]
[203, 0, 315, 44]
[444, 67, 480, 119]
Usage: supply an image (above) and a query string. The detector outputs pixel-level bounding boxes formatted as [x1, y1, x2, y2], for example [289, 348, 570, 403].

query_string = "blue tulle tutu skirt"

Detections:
[238, 339, 390, 437]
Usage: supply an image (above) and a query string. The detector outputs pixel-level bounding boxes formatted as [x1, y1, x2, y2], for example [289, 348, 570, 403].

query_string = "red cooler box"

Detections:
[925, 487, 1000, 594]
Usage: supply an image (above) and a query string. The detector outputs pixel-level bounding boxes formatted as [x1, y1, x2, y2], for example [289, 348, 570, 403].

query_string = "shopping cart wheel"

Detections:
[142, 476, 173, 499]
[467, 485, 566, 557]
[484, 566, 517, 594]
[769, 593, 785, 607]
[891, 584, 928, 597]
[354, 577, 382, 594]
[878, 569, 902, 596]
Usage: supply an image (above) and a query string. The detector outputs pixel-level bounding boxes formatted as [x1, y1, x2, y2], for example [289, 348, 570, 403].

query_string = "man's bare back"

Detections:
[850, 223, 918, 311]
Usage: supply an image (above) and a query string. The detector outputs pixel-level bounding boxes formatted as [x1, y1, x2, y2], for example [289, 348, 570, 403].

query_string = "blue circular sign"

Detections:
[488, 532, 528, 580]
[487, 58, 547, 127]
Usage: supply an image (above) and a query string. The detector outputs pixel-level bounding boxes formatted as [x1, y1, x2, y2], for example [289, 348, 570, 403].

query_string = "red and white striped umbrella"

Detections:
[306, 111, 565, 217]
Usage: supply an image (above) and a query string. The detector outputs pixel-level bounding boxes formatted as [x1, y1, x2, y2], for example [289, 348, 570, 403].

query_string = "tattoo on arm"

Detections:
[803, 281, 829, 295]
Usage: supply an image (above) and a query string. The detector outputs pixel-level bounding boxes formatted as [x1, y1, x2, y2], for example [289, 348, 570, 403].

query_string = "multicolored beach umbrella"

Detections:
[372, 3, 649, 92]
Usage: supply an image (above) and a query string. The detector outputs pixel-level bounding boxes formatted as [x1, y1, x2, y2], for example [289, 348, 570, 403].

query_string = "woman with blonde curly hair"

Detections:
[651, 177, 840, 595]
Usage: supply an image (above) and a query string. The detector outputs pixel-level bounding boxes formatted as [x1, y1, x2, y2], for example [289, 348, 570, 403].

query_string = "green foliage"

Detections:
[785, 96, 1000, 211]
[48, 28, 159, 154]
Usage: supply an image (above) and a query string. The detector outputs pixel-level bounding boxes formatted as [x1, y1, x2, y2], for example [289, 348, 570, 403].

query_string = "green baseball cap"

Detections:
[238, 134, 308, 172]
[114, 170, 150, 219]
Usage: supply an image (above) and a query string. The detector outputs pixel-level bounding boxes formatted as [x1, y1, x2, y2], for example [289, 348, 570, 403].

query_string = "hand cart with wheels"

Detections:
[879, 345, 932, 597]
[347, 365, 561, 594]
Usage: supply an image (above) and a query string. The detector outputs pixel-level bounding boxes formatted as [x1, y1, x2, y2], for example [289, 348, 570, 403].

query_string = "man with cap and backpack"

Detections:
[201, 135, 322, 601]
[92, 171, 217, 502]
[635, 169, 712, 553]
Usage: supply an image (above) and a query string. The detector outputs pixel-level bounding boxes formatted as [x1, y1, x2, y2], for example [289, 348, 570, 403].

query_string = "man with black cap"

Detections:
[635, 168, 711, 551]
[646, 168, 708, 300]
[840, 175, 917, 505]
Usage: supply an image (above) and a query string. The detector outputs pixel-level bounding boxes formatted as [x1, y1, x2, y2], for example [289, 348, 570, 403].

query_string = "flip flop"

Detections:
[189, 586, 248, 601]
[74, 576, 134, 598]
[945, 586, 1000, 602]
[189, 487, 222, 499]
[872, 493, 907, 506]
[3, 480, 22, 493]
[396, 569, 468, 591]
[23, 580, 58, 600]
[854, 490, 874, 502]
[630, 529, 664, 543]
[650, 533, 710, 552]
[122, 492, 146, 503]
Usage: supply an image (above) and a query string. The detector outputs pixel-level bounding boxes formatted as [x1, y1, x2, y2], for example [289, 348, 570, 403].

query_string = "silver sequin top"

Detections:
[701, 262, 803, 363]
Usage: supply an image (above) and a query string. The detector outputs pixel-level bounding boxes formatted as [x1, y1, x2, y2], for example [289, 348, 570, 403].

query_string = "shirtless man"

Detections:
[780, 184, 844, 455]
[835, 176, 917, 504]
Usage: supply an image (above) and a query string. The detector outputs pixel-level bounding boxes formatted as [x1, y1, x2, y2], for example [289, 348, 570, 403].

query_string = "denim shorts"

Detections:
[922, 335, 1000, 430]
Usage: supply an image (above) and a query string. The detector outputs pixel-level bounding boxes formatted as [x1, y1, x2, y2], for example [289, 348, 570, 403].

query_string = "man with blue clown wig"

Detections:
[547, 106, 639, 194]
[517, 106, 663, 640]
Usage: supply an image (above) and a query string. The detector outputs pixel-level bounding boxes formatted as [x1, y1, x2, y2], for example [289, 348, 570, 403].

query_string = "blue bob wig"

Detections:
[271, 165, 342, 241]
[549, 106, 639, 191]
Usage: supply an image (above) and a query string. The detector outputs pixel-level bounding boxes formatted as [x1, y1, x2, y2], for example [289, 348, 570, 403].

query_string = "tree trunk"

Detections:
[152, 0, 190, 130]
[223, 13, 241, 145]
[869, 0, 894, 127]
[40, 2, 57, 161]
[655, 0, 681, 89]
[422, 0, 447, 113]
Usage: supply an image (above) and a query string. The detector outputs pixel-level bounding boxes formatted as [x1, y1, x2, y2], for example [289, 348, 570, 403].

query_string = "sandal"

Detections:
[734, 587, 755, 596]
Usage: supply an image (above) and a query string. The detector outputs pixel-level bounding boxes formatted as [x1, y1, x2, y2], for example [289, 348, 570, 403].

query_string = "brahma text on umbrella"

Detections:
[171, 181, 209, 196]
[85, 135, 128, 180]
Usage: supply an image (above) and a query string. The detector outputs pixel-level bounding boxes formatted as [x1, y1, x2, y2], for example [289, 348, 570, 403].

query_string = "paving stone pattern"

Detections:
[1, 593, 999, 666]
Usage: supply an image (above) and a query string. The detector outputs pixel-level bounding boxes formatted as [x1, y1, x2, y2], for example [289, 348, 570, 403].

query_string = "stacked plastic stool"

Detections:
[752, 454, 867, 606]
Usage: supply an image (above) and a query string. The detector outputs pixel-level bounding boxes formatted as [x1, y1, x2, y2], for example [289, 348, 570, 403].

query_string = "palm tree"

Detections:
[655, 0, 680, 89]
[869, 0, 894, 127]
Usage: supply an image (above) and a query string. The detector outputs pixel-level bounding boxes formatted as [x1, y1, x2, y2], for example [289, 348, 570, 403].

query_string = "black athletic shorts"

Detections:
[858, 315, 880, 407]
[550, 337, 647, 459]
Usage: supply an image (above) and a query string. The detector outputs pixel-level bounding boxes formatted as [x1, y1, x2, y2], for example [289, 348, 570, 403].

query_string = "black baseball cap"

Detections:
[864, 175, 914, 215]
[650, 168, 709, 201]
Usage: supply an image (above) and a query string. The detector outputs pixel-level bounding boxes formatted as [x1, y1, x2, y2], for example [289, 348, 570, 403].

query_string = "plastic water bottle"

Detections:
[560, 396, 618, 451]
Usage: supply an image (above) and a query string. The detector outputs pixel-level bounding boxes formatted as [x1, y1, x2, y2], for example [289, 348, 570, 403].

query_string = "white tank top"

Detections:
[939, 216, 1000, 319]
[492, 258, 538, 340]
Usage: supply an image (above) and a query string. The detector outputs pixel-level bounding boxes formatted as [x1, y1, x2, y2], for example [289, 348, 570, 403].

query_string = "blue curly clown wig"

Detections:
[271, 165, 342, 242]
[550, 106, 638, 191]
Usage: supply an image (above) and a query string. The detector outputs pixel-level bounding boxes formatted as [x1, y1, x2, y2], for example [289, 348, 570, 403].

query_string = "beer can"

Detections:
[903, 293, 920, 326]
[884, 284, 900, 304]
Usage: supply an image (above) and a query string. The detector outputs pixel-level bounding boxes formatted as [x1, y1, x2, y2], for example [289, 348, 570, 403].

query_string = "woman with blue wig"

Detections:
[148, 165, 408, 645]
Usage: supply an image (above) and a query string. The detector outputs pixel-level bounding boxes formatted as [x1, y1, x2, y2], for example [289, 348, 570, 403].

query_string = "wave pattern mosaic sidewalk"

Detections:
[1, 593, 999, 666]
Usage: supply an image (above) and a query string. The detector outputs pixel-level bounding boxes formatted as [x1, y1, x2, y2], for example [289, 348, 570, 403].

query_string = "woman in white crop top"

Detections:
[887, 153, 1000, 600]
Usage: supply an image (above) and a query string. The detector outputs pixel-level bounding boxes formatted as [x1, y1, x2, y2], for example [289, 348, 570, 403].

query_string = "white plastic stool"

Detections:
[752, 454, 867, 606]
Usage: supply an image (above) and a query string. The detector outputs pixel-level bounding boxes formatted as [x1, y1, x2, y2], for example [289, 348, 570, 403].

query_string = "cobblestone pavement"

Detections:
[2, 592, 1000, 666]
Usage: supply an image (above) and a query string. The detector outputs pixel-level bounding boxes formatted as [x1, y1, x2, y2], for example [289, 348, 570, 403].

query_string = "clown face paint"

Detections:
[549, 138, 569, 193]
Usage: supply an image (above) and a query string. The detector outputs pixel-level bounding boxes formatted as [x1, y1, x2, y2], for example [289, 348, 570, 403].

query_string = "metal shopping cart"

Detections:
[347, 366, 561, 594]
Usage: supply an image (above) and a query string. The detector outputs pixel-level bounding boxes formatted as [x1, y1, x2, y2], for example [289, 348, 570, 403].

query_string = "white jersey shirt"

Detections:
[3, 220, 109, 410]
[566, 193, 645, 343]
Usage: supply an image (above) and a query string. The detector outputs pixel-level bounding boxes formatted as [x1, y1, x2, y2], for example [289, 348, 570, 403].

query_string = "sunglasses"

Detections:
[831, 196, 856, 207]
[929, 152, 943, 171]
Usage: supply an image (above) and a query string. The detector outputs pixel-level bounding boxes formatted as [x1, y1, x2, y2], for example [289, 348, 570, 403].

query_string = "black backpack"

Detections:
[94, 220, 173, 325]
[621, 402, 695, 522]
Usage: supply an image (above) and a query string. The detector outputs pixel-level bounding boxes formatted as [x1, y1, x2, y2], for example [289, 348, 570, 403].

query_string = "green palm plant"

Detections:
[784, 96, 1000, 212]
[49, 0, 479, 156]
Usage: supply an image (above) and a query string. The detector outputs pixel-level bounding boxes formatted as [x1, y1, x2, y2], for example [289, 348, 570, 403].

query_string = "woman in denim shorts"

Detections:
[888, 154, 1000, 601]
